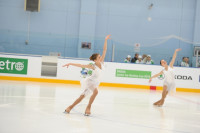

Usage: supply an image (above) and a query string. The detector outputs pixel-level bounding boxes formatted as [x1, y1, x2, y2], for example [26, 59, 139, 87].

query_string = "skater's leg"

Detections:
[65, 95, 85, 113]
[153, 85, 168, 106]
[158, 85, 168, 106]
[153, 99, 162, 105]
[85, 88, 98, 115]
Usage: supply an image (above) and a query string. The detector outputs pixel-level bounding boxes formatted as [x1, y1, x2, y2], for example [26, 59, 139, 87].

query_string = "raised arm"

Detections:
[149, 71, 163, 83]
[169, 48, 181, 68]
[100, 35, 111, 62]
[63, 63, 94, 70]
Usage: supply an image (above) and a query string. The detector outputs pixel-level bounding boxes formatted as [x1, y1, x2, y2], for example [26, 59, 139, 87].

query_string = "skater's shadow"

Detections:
[154, 106, 165, 118]
[153, 106, 168, 129]
[64, 110, 93, 133]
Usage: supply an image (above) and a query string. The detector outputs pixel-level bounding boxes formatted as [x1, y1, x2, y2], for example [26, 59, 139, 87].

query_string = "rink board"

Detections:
[0, 53, 199, 92]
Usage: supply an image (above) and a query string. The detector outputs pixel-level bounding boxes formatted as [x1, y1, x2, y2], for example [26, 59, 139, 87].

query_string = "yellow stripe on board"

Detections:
[176, 88, 200, 93]
[155, 86, 200, 93]
[0, 76, 80, 84]
[0, 75, 200, 93]
[100, 82, 149, 89]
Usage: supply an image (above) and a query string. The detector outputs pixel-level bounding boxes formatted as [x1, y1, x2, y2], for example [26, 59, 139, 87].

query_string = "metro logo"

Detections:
[0, 57, 28, 75]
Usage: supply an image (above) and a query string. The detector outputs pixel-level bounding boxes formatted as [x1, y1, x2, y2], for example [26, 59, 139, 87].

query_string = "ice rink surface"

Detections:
[0, 80, 199, 133]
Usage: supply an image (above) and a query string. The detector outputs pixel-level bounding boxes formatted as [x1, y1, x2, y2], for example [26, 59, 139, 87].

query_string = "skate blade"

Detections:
[63, 110, 69, 114]
[84, 113, 90, 116]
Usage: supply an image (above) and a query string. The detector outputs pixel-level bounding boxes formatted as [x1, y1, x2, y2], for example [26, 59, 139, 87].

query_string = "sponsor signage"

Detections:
[157, 74, 193, 80]
[0, 57, 28, 75]
[116, 69, 151, 79]
[158, 74, 165, 80]
[175, 75, 192, 80]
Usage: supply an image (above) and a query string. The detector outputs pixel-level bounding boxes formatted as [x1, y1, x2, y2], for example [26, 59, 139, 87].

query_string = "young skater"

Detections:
[149, 48, 181, 106]
[63, 35, 111, 115]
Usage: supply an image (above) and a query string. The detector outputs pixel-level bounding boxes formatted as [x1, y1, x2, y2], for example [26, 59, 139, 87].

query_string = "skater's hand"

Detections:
[149, 78, 152, 83]
[175, 48, 181, 52]
[62, 63, 70, 68]
[105, 35, 111, 40]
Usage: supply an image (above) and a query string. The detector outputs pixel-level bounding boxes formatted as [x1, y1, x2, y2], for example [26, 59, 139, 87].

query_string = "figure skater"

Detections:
[63, 35, 111, 115]
[149, 48, 181, 106]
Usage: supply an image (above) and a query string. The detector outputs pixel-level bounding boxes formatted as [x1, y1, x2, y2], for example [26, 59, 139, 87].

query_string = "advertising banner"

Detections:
[116, 69, 151, 79]
[0, 57, 28, 75]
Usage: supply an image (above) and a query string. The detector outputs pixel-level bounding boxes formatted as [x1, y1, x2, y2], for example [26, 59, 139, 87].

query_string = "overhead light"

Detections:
[147, 17, 152, 21]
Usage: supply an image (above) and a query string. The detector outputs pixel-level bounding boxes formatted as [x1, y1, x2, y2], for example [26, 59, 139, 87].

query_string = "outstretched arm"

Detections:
[100, 35, 111, 62]
[149, 71, 163, 83]
[169, 48, 181, 68]
[63, 63, 94, 70]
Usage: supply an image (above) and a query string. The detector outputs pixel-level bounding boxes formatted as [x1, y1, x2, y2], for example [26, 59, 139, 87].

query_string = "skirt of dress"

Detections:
[163, 80, 176, 93]
[80, 78, 100, 96]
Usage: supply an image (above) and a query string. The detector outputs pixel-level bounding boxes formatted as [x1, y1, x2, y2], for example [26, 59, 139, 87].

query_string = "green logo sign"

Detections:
[158, 74, 165, 80]
[0, 57, 28, 75]
[116, 69, 151, 79]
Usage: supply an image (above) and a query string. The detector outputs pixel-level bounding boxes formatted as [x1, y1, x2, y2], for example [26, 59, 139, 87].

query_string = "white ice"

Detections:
[0, 80, 200, 133]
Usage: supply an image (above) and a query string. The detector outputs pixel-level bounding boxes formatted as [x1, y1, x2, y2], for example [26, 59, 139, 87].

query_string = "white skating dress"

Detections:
[81, 63, 104, 96]
[163, 66, 176, 92]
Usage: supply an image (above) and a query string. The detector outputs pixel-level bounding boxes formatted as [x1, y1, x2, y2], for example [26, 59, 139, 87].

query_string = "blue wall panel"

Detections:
[0, 0, 199, 66]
